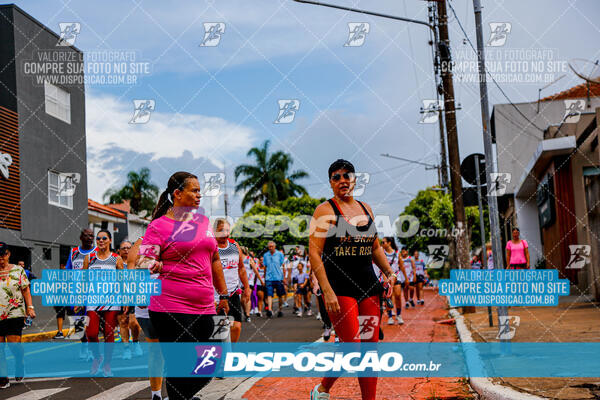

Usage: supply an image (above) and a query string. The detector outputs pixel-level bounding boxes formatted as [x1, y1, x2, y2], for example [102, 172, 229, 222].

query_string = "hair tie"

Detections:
[167, 193, 173, 203]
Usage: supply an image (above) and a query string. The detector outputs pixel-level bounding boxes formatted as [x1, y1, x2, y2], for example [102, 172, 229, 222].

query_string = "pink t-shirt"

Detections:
[506, 240, 528, 265]
[140, 214, 218, 315]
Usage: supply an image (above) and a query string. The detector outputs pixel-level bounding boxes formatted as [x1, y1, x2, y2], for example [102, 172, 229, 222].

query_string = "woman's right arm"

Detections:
[506, 247, 511, 269]
[309, 203, 339, 313]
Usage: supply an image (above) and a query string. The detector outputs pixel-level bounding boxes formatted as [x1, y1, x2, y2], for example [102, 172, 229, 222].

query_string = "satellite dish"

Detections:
[568, 58, 600, 84]
[137, 210, 148, 218]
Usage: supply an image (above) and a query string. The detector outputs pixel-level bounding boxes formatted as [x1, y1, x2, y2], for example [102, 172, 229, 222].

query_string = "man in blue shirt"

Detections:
[263, 241, 286, 318]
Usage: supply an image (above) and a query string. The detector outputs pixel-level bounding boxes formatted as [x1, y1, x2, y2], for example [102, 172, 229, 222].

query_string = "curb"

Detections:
[448, 308, 546, 400]
[22, 328, 71, 342]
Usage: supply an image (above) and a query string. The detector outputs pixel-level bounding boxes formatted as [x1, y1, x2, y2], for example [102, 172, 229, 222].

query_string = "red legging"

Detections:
[322, 295, 380, 400]
[86, 310, 118, 364]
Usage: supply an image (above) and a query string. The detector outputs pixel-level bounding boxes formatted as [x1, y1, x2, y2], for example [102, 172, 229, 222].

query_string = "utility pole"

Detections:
[472, 0, 508, 326]
[427, 2, 449, 189]
[437, 0, 471, 274]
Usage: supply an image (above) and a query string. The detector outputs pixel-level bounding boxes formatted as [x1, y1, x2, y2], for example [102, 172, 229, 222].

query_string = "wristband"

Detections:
[219, 294, 230, 301]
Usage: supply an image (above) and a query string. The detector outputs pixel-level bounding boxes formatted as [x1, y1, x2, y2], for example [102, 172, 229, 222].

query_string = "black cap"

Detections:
[328, 159, 355, 179]
[0, 242, 7, 256]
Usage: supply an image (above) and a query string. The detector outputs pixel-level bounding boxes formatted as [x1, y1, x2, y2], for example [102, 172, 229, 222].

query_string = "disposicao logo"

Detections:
[192, 345, 222, 375]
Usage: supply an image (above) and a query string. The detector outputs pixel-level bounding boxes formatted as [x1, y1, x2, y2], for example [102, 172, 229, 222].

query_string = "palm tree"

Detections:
[234, 140, 309, 211]
[104, 167, 159, 215]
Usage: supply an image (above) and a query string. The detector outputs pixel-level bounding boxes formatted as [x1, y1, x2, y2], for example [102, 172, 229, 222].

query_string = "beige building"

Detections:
[492, 82, 600, 300]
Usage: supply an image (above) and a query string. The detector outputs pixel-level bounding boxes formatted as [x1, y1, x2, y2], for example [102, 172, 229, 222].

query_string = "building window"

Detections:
[44, 81, 71, 124]
[48, 171, 74, 210]
[43, 248, 52, 260]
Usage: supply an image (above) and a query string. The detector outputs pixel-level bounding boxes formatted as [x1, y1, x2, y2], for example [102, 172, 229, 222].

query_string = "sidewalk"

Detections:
[242, 288, 473, 400]
[461, 294, 600, 399]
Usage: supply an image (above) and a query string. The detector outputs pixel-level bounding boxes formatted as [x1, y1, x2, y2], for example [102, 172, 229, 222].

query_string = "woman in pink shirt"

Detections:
[137, 171, 228, 400]
[505, 227, 530, 269]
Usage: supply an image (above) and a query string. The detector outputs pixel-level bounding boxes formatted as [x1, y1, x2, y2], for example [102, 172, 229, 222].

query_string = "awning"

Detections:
[515, 136, 576, 197]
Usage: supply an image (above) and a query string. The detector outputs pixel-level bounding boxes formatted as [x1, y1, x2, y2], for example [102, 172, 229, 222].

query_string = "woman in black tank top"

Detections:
[308, 159, 397, 400]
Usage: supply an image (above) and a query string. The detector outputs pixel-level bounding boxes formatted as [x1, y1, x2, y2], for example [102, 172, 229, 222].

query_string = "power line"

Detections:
[447, 0, 546, 133]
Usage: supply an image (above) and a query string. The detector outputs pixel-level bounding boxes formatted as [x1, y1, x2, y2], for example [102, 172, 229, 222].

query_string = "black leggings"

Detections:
[316, 292, 332, 329]
[149, 311, 216, 400]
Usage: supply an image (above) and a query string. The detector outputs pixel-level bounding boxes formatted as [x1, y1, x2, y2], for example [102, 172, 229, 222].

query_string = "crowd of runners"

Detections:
[0, 159, 526, 400]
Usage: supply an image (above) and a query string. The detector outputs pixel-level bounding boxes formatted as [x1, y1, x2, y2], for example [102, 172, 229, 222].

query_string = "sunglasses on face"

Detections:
[96, 237, 109, 241]
[330, 172, 355, 182]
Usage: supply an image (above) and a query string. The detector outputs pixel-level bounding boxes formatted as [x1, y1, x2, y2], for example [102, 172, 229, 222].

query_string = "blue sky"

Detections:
[13, 0, 600, 225]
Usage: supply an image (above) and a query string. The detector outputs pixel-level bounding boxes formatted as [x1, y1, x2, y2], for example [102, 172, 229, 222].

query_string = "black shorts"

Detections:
[225, 293, 243, 323]
[296, 286, 308, 295]
[409, 281, 417, 286]
[0, 317, 25, 336]
[416, 275, 426, 284]
[256, 285, 267, 293]
[54, 306, 68, 319]
[137, 317, 159, 339]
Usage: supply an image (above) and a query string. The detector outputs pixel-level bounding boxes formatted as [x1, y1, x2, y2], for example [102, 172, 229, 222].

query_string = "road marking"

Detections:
[85, 381, 148, 400]
[4, 387, 70, 400]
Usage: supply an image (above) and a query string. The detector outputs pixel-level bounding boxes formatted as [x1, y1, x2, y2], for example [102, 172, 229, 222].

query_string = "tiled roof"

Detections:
[540, 81, 600, 102]
[88, 199, 125, 219]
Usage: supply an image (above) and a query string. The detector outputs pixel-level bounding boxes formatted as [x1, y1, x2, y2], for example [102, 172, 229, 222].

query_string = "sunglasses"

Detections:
[330, 172, 355, 182]
[96, 237, 109, 241]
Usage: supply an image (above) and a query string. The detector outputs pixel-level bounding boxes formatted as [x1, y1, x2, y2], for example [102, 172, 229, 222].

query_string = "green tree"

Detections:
[234, 140, 309, 211]
[398, 188, 446, 252]
[103, 167, 159, 215]
[231, 195, 324, 255]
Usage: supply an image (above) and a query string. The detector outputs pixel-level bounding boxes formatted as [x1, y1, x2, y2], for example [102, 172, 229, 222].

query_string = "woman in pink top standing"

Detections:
[137, 171, 229, 400]
[505, 227, 530, 269]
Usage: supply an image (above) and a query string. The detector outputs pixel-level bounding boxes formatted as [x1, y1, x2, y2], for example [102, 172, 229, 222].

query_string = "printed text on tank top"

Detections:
[321, 198, 381, 301]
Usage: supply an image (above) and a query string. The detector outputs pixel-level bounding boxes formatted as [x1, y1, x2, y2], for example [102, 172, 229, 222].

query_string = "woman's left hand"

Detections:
[383, 273, 396, 298]
[26, 307, 36, 319]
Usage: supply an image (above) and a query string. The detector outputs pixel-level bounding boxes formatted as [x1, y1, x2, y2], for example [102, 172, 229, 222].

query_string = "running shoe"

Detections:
[257, 311, 263, 318]
[277, 310, 284, 318]
[266, 309, 273, 318]
[418, 300, 425, 305]
[297, 311, 303, 318]
[102, 364, 113, 377]
[90, 356, 104, 376]
[397, 316, 404, 325]
[0, 377, 9, 389]
[15, 377, 23, 383]
[310, 384, 330, 400]
[133, 342, 143, 357]
[53, 331, 64, 339]
[405, 302, 410, 309]
[316, 312, 322, 321]
[409, 300, 415, 307]
[307, 309, 312, 316]
[334, 336, 340, 343]
[387, 317, 394, 325]
[283, 302, 289, 308]
[323, 327, 331, 341]
[123, 347, 132, 360]
[151, 395, 162, 400]
[245, 316, 251, 323]
[79, 345, 92, 360]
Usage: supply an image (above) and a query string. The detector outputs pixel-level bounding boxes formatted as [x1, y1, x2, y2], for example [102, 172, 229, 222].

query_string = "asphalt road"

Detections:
[2, 301, 324, 400]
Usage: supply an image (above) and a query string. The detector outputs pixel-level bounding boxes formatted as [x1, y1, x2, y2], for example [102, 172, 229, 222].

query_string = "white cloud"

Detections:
[85, 93, 256, 201]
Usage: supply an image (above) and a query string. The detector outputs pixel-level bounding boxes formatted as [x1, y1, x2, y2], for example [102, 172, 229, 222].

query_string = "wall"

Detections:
[12, 7, 88, 251]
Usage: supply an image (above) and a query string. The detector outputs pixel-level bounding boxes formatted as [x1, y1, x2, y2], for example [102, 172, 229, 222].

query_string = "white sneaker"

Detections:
[323, 327, 331, 341]
[310, 384, 330, 399]
[387, 317, 394, 325]
[397, 316, 404, 325]
[133, 342, 143, 357]
[307, 309, 312, 316]
[283, 302, 289, 308]
[297, 311, 303, 317]
[122, 347, 132, 360]
[316, 312, 322, 320]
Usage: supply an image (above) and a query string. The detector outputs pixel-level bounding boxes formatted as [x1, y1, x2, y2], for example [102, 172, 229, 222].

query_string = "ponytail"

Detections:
[151, 171, 198, 221]
[384, 236, 398, 251]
